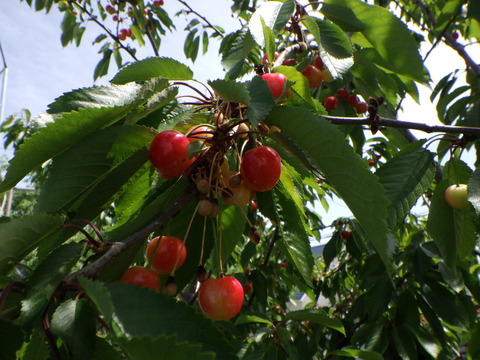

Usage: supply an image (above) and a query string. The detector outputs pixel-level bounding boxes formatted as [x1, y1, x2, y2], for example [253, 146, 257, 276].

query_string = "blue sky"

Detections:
[0, 1, 236, 118]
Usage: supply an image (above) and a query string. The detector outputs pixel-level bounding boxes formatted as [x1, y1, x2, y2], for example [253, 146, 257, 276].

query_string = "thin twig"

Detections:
[71, 0, 138, 61]
[323, 115, 480, 137]
[177, 0, 224, 38]
[64, 190, 195, 283]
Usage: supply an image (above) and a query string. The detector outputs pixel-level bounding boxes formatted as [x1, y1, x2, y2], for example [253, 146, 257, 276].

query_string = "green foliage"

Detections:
[3, 0, 480, 359]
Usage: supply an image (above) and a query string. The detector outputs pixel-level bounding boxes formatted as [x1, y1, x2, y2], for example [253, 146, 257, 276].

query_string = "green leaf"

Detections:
[0, 213, 64, 273]
[78, 277, 115, 323]
[48, 84, 142, 113]
[376, 147, 435, 230]
[202, 31, 209, 54]
[60, 12, 76, 47]
[118, 336, 215, 360]
[221, 30, 256, 80]
[273, 65, 315, 110]
[303, 17, 353, 59]
[0, 105, 132, 193]
[248, 1, 295, 46]
[323, 0, 427, 83]
[50, 299, 96, 360]
[330, 347, 384, 360]
[426, 161, 475, 268]
[260, 17, 276, 62]
[22, 332, 50, 360]
[246, 76, 276, 126]
[111, 57, 193, 84]
[218, 206, 246, 269]
[35, 125, 153, 213]
[84, 279, 236, 360]
[286, 309, 345, 335]
[234, 314, 273, 326]
[266, 106, 395, 274]
[468, 168, 480, 213]
[16, 243, 83, 325]
[320, 3, 365, 32]
[208, 79, 250, 105]
[130, 25, 145, 46]
[94, 49, 112, 81]
[0, 319, 24, 360]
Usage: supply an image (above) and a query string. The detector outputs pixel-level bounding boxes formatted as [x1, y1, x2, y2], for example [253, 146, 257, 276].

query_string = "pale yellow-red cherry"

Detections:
[445, 184, 469, 209]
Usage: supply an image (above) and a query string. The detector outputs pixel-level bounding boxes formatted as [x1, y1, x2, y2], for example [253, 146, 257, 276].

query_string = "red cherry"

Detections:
[313, 56, 324, 70]
[149, 130, 194, 179]
[153, 0, 164, 6]
[146, 236, 187, 274]
[336, 88, 349, 98]
[240, 146, 282, 192]
[120, 266, 160, 291]
[118, 29, 129, 41]
[112, 15, 119, 21]
[301, 65, 323, 88]
[198, 276, 244, 321]
[368, 160, 376, 167]
[354, 102, 368, 114]
[323, 96, 339, 111]
[341, 230, 351, 240]
[451, 31, 459, 40]
[243, 283, 253, 293]
[280, 262, 288, 268]
[262, 52, 279, 65]
[346, 95, 359, 106]
[105, 5, 116, 14]
[261, 73, 290, 101]
[282, 58, 297, 66]
[249, 200, 258, 212]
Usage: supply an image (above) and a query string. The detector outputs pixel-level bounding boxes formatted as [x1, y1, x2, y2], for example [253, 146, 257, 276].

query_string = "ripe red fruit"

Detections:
[243, 283, 253, 293]
[368, 160, 376, 167]
[261, 73, 290, 101]
[249, 200, 258, 212]
[301, 65, 323, 88]
[445, 184, 469, 209]
[323, 96, 339, 111]
[118, 29, 129, 41]
[280, 262, 288, 268]
[346, 95, 359, 106]
[262, 52, 279, 64]
[105, 4, 116, 14]
[314, 56, 324, 70]
[149, 130, 194, 179]
[354, 102, 368, 114]
[146, 236, 187, 274]
[282, 58, 297, 66]
[112, 15, 119, 21]
[336, 88, 349, 98]
[120, 266, 160, 291]
[153, 0, 164, 6]
[451, 31, 459, 40]
[198, 276, 244, 321]
[240, 146, 282, 192]
[341, 230, 352, 240]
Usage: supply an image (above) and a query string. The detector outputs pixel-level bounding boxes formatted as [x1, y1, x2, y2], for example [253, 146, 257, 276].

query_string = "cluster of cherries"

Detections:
[120, 93, 283, 320]
[324, 88, 368, 114]
[104, 0, 164, 39]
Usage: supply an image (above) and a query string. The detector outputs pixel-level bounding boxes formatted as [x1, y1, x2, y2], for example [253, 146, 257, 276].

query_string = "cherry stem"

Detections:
[170, 202, 199, 277]
[171, 81, 212, 101]
[198, 216, 208, 265]
[61, 224, 102, 249]
[238, 205, 254, 229]
[176, 95, 213, 105]
[72, 218, 104, 243]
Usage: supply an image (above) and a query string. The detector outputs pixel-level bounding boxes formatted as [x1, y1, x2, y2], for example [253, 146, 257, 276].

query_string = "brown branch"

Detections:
[64, 190, 195, 283]
[145, 23, 160, 57]
[177, 0, 224, 38]
[324, 115, 480, 137]
[410, 0, 480, 78]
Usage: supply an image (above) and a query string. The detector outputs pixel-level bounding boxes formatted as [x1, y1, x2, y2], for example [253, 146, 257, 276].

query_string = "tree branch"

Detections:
[177, 0, 224, 38]
[64, 189, 195, 283]
[71, 0, 138, 61]
[324, 115, 480, 137]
